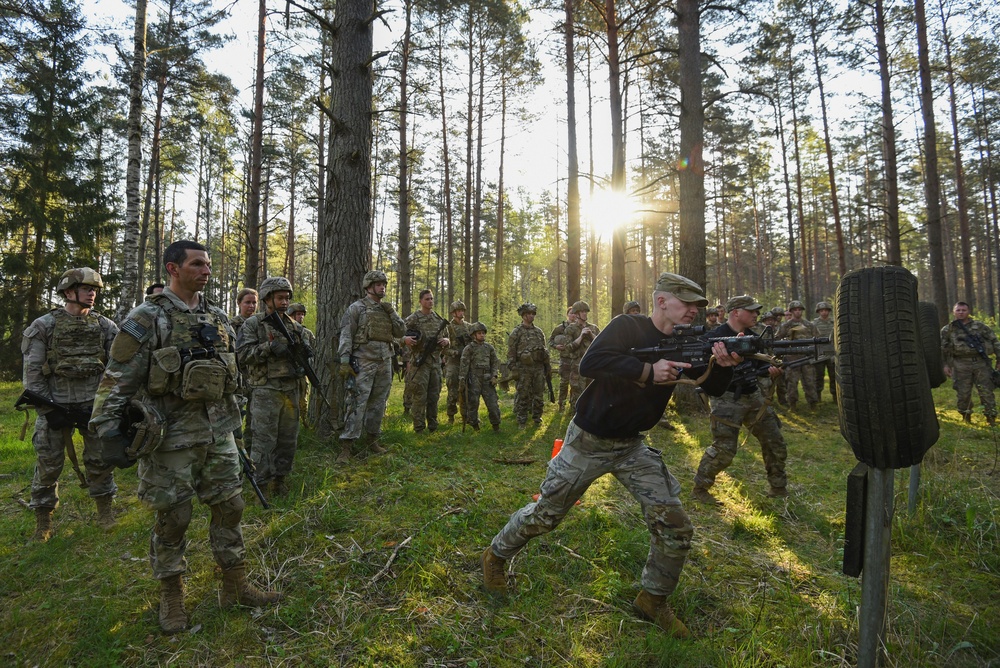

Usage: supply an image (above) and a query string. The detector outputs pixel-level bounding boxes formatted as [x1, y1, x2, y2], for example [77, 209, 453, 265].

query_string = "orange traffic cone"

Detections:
[551, 438, 564, 459]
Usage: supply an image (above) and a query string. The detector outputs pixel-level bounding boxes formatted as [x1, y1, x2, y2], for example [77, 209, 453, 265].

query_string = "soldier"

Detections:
[482, 272, 740, 638]
[230, 288, 258, 332]
[565, 301, 600, 408]
[692, 296, 790, 504]
[288, 302, 315, 427]
[404, 290, 450, 433]
[549, 307, 579, 411]
[941, 301, 999, 425]
[90, 240, 281, 634]
[705, 309, 720, 329]
[230, 287, 259, 453]
[338, 270, 407, 462]
[775, 300, 820, 409]
[459, 322, 501, 431]
[811, 301, 836, 402]
[236, 278, 308, 500]
[768, 307, 789, 405]
[445, 300, 473, 424]
[507, 302, 549, 427]
[757, 308, 778, 332]
[623, 301, 641, 315]
[21, 267, 119, 541]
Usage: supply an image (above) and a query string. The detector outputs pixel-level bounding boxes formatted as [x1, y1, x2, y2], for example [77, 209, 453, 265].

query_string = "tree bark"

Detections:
[397, 0, 412, 314]
[606, 0, 626, 314]
[676, 0, 706, 291]
[246, 0, 266, 289]
[875, 0, 901, 265]
[565, 0, 581, 305]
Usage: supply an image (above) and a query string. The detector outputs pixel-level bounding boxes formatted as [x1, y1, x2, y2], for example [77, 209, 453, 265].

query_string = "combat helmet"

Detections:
[450, 300, 467, 314]
[57, 267, 104, 293]
[623, 300, 641, 314]
[815, 301, 832, 313]
[288, 303, 307, 315]
[259, 276, 293, 302]
[517, 302, 537, 316]
[771, 306, 785, 318]
[570, 300, 590, 314]
[471, 322, 487, 334]
[787, 300, 805, 311]
[362, 270, 388, 290]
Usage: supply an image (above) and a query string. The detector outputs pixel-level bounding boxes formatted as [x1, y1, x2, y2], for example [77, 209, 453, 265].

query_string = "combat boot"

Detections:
[987, 415, 997, 427]
[691, 486, 721, 505]
[963, 413, 972, 424]
[336, 440, 354, 465]
[492, 423, 500, 432]
[95, 495, 115, 529]
[271, 476, 289, 498]
[481, 547, 508, 593]
[220, 563, 284, 608]
[32, 507, 54, 542]
[767, 486, 788, 498]
[366, 434, 387, 455]
[632, 590, 690, 638]
[158, 575, 188, 634]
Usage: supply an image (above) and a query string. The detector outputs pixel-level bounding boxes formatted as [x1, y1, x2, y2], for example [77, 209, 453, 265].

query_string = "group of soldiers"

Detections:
[20, 241, 1000, 639]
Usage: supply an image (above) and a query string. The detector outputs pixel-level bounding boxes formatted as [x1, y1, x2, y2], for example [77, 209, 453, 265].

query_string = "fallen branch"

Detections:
[493, 457, 537, 465]
[370, 536, 411, 584]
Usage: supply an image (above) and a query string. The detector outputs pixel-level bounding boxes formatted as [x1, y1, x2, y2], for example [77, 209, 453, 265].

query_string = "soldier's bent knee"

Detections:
[155, 500, 193, 543]
[211, 494, 245, 529]
[646, 504, 694, 551]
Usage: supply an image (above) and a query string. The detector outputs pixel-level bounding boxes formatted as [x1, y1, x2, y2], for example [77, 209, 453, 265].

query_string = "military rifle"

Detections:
[954, 321, 1000, 387]
[15, 389, 91, 487]
[414, 317, 450, 367]
[630, 325, 830, 368]
[543, 358, 556, 403]
[233, 425, 268, 509]
[724, 355, 826, 400]
[263, 311, 332, 410]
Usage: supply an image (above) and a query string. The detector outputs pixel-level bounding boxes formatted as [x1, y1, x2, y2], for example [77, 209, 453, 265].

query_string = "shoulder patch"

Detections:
[120, 318, 149, 341]
[112, 313, 154, 362]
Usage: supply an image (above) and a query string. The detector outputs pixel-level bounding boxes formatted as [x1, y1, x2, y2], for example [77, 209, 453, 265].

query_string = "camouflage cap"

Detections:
[653, 272, 708, 307]
[570, 300, 590, 314]
[725, 295, 763, 312]
[815, 301, 832, 312]
[787, 300, 805, 310]
[288, 302, 307, 315]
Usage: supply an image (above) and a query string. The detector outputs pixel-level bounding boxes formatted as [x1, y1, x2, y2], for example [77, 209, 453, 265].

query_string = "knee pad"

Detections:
[211, 494, 245, 530]
[154, 500, 193, 544]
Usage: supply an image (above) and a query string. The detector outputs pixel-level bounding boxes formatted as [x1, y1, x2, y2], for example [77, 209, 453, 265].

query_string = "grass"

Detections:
[0, 378, 997, 667]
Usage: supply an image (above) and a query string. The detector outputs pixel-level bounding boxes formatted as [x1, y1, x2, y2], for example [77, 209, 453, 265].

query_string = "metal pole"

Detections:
[858, 466, 894, 668]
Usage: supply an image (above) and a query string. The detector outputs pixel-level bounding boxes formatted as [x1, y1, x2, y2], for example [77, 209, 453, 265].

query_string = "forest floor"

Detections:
[0, 379, 997, 667]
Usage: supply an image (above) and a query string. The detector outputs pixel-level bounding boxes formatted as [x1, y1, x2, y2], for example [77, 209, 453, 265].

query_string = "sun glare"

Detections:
[582, 190, 639, 237]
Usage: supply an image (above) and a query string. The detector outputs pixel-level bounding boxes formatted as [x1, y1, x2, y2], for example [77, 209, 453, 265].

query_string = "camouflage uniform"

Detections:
[404, 309, 449, 432]
[565, 302, 599, 408]
[445, 303, 473, 423]
[89, 287, 246, 581]
[775, 303, 820, 408]
[811, 303, 836, 401]
[549, 316, 577, 410]
[22, 306, 119, 512]
[459, 326, 501, 430]
[941, 318, 998, 420]
[236, 310, 308, 487]
[507, 316, 549, 426]
[338, 295, 406, 441]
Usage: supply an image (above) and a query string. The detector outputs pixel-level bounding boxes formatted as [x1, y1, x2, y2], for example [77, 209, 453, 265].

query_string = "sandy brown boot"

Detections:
[367, 434, 387, 455]
[336, 440, 353, 465]
[272, 476, 289, 498]
[633, 590, 690, 638]
[95, 495, 115, 529]
[481, 547, 508, 593]
[691, 486, 721, 505]
[220, 563, 284, 608]
[32, 508, 54, 542]
[159, 575, 188, 634]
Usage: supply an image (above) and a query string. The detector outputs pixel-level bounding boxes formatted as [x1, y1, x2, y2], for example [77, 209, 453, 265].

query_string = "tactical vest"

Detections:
[353, 301, 395, 345]
[257, 315, 306, 384]
[447, 320, 473, 360]
[146, 295, 238, 401]
[511, 325, 547, 365]
[45, 309, 107, 379]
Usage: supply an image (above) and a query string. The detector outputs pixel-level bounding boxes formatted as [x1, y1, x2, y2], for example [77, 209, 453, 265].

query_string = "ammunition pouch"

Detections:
[180, 358, 230, 401]
[148, 347, 183, 396]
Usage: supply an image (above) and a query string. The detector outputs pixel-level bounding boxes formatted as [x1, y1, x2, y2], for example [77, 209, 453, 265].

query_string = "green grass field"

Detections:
[0, 379, 997, 667]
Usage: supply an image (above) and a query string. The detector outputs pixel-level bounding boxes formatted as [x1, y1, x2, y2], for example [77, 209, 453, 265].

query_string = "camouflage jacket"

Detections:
[548, 322, 576, 361]
[507, 323, 549, 367]
[339, 296, 406, 363]
[236, 311, 308, 388]
[941, 318, 998, 366]
[89, 287, 241, 450]
[565, 322, 600, 361]
[404, 310, 449, 365]
[459, 340, 499, 382]
[445, 318, 474, 363]
[22, 308, 118, 406]
[776, 317, 820, 360]
[811, 316, 835, 356]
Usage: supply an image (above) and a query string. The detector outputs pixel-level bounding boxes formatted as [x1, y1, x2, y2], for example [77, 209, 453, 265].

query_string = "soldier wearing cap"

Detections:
[941, 301, 999, 425]
[623, 300, 642, 315]
[548, 307, 578, 411]
[811, 301, 836, 402]
[237, 277, 310, 500]
[692, 295, 790, 504]
[445, 300, 473, 424]
[507, 302, 549, 427]
[90, 240, 282, 634]
[288, 303, 316, 427]
[483, 272, 739, 638]
[565, 300, 600, 409]
[775, 300, 820, 409]
[459, 322, 501, 431]
[21, 267, 119, 541]
[338, 270, 407, 462]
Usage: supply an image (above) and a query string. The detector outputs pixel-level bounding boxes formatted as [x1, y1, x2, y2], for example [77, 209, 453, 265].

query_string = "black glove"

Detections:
[101, 428, 135, 469]
[270, 339, 290, 358]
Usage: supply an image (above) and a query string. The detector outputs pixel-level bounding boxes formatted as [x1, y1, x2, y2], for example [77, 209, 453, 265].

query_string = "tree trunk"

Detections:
[606, 0, 626, 314]
[397, 0, 412, 314]
[439, 19, 454, 309]
[875, 0, 901, 265]
[246, 0, 266, 289]
[789, 57, 810, 305]
[472, 27, 485, 322]
[463, 4, 474, 310]
[565, 0, 581, 305]
[676, 0, 706, 290]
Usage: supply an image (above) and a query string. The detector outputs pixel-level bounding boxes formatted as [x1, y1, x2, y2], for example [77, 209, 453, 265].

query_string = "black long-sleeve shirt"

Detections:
[575, 314, 733, 438]
[708, 322, 771, 397]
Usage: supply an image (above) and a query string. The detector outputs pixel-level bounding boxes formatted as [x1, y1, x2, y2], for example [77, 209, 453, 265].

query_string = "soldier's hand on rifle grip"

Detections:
[711, 341, 742, 367]
[438, 337, 450, 348]
[403, 336, 418, 347]
[768, 365, 783, 378]
[652, 359, 692, 384]
[270, 339, 290, 357]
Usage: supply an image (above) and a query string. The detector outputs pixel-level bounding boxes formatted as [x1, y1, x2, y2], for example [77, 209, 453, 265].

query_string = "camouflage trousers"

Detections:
[557, 358, 573, 407]
[784, 359, 818, 406]
[30, 413, 117, 510]
[409, 361, 442, 431]
[445, 359, 464, 419]
[464, 376, 501, 428]
[403, 364, 416, 412]
[137, 433, 245, 579]
[249, 381, 301, 483]
[492, 420, 692, 596]
[952, 357, 997, 418]
[694, 391, 788, 490]
[813, 357, 836, 401]
[342, 357, 393, 440]
[514, 364, 546, 425]
[568, 360, 592, 407]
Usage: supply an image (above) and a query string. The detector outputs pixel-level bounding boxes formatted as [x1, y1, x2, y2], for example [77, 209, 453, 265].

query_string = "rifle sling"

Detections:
[62, 428, 89, 489]
[955, 320, 994, 364]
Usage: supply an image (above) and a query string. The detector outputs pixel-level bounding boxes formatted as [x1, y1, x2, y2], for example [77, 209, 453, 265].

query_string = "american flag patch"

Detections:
[121, 319, 148, 340]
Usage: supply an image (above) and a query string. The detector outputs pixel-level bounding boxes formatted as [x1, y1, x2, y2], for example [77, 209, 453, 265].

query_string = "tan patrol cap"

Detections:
[653, 272, 709, 307]
[725, 295, 763, 312]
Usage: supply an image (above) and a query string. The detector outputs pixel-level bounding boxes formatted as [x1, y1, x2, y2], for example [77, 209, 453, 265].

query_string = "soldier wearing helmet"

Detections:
[565, 300, 600, 410]
[458, 322, 501, 431]
[775, 299, 820, 409]
[623, 301, 641, 315]
[21, 266, 119, 542]
[236, 276, 309, 500]
[507, 302, 548, 427]
[337, 268, 406, 463]
[811, 301, 836, 402]
[444, 300, 473, 424]
[548, 307, 579, 411]
[90, 240, 282, 633]
[404, 289, 450, 433]
[288, 303, 316, 427]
